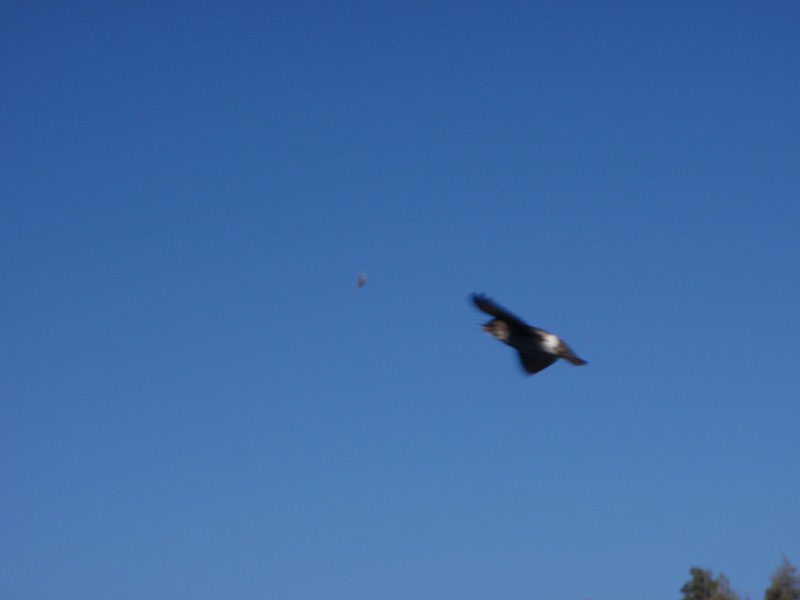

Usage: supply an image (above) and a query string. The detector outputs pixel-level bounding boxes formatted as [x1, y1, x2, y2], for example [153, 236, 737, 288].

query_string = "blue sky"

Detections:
[2, 2, 799, 598]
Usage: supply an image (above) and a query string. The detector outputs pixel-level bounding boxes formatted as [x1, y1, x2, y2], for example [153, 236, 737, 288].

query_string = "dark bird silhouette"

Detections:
[471, 293, 587, 375]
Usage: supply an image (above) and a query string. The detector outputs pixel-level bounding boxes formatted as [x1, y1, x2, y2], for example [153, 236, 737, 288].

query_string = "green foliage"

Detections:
[764, 558, 800, 600]
[679, 558, 800, 600]
[681, 567, 719, 600]
[680, 567, 740, 600]
[713, 573, 741, 600]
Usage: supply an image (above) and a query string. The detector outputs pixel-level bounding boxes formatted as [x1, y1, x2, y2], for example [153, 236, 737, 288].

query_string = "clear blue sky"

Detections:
[2, 2, 799, 599]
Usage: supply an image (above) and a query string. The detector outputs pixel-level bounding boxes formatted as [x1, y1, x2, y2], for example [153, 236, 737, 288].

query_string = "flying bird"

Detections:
[355, 273, 367, 288]
[471, 293, 587, 375]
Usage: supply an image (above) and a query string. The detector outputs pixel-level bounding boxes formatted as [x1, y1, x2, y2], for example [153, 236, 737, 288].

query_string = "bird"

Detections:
[355, 272, 367, 288]
[471, 293, 587, 375]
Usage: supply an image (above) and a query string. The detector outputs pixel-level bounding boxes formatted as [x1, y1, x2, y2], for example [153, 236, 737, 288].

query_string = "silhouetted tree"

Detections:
[680, 567, 740, 600]
[714, 573, 741, 600]
[765, 558, 800, 600]
[681, 567, 719, 600]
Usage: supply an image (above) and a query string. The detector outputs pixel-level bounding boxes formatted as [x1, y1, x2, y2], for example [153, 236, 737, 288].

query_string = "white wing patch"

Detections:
[541, 333, 560, 353]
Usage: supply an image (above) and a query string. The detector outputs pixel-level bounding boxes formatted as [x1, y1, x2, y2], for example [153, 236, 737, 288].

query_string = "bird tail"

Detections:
[557, 342, 587, 366]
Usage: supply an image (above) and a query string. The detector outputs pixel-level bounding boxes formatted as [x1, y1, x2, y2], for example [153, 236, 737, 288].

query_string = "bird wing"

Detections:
[518, 352, 556, 375]
[471, 294, 530, 328]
